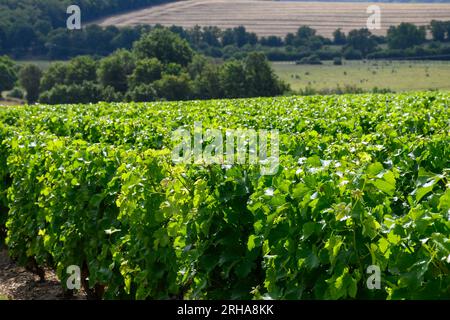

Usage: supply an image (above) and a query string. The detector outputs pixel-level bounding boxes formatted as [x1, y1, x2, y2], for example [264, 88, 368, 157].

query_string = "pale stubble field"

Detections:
[96, 0, 450, 37]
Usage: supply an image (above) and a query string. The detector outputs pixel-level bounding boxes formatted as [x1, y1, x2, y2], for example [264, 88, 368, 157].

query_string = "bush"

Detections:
[133, 28, 193, 66]
[343, 48, 362, 60]
[296, 54, 322, 65]
[371, 87, 393, 94]
[298, 85, 318, 96]
[7, 87, 24, 99]
[126, 84, 157, 102]
[19, 64, 42, 103]
[39, 81, 121, 104]
[153, 73, 193, 101]
[128, 58, 162, 88]
[315, 49, 341, 60]
[333, 57, 343, 65]
[0, 56, 17, 93]
[298, 84, 366, 96]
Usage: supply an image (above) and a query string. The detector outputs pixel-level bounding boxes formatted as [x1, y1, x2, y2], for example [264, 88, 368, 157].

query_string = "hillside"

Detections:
[283, 0, 450, 2]
[96, 0, 450, 37]
[0, 0, 176, 28]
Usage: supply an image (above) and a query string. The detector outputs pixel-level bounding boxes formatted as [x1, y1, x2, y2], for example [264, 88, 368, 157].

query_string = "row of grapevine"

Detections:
[0, 92, 449, 299]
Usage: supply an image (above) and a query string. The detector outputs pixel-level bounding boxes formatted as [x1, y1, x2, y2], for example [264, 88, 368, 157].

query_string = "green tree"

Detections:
[260, 36, 283, 47]
[83, 25, 116, 55]
[40, 57, 97, 93]
[19, 64, 42, 103]
[343, 47, 362, 60]
[284, 33, 295, 46]
[111, 27, 142, 49]
[128, 58, 163, 88]
[333, 28, 347, 45]
[187, 54, 208, 79]
[34, 20, 52, 36]
[193, 64, 223, 99]
[98, 49, 135, 92]
[0, 55, 17, 95]
[201, 26, 221, 47]
[244, 52, 286, 97]
[346, 28, 377, 57]
[290, 26, 325, 49]
[65, 56, 97, 84]
[296, 26, 316, 40]
[153, 73, 192, 101]
[133, 28, 193, 66]
[126, 84, 157, 102]
[219, 60, 248, 98]
[9, 23, 37, 53]
[429, 20, 447, 42]
[188, 25, 202, 48]
[445, 21, 450, 41]
[39, 81, 116, 105]
[221, 29, 235, 46]
[162, 63, 183, 76]
[234, 26, 253, 47]
[46, 28, 73, 59]
[40, 62, 69, 92]
[387, 23, 426, 50]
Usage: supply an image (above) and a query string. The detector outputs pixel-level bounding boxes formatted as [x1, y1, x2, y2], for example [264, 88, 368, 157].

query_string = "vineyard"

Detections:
[0, 92, 449, 299]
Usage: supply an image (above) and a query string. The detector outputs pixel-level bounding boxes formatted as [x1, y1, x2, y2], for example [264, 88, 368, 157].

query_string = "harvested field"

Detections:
[96, 0, 450, 37]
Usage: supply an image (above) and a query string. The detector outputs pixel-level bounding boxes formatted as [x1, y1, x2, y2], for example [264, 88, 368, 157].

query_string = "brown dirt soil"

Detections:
[0, 248, 86, 300]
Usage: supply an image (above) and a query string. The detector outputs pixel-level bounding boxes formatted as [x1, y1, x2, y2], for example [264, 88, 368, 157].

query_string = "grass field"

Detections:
[272, 60, 450, 92]
[11, 60, 450, 96]
[15, 60, 60, 70]
[96, 0, 450, 37]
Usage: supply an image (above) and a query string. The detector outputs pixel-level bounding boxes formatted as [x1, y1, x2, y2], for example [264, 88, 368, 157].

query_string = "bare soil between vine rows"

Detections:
[0, 248, 86, 300]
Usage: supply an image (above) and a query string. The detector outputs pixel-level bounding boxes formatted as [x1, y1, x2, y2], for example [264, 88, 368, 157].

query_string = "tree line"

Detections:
[1, 0, 450, 61]
[195, 21, 450, 61]
[0, 0, 175, 57]
[2, 17, 450, 62]
[0, 28, 287, 104]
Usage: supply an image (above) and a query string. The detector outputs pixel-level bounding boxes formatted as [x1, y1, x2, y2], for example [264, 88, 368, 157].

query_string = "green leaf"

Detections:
[415, 184, 435, 202]
[305, 250, 319, 270]
[247, 234, 260, 251]
[438, 189, 450, 212]
[367, 162, 384, 176]
[346, 274, 358, 298]
[362, 215, 380, 239]
[302, 222, 316, 239]
[387, 231, 401, 245]
[372, 174, 396, 196]
[378, 237, 391, 257]
[325, 235, 343, 266]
